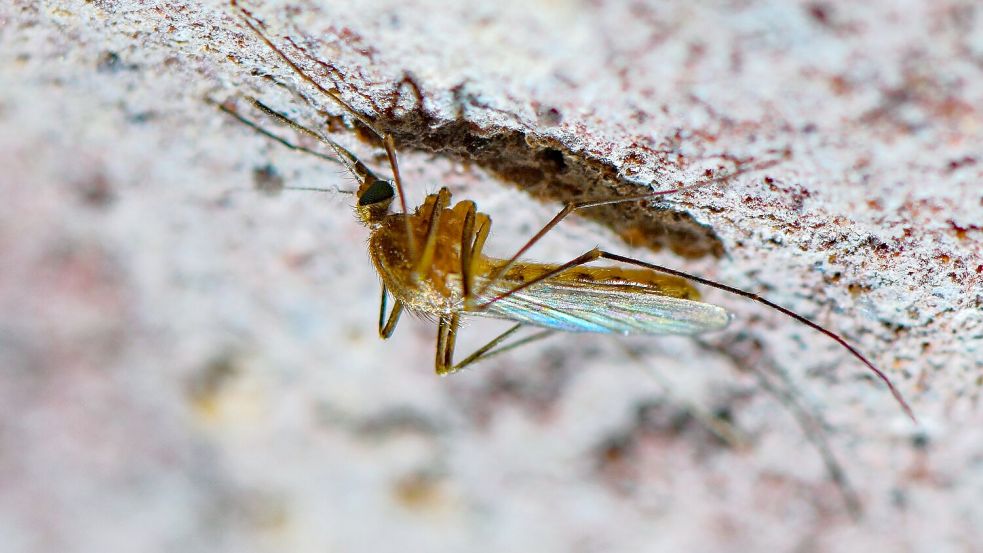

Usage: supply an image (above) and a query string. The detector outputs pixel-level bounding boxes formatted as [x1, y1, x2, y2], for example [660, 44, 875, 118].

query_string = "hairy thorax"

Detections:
[367, 201, 476, 316]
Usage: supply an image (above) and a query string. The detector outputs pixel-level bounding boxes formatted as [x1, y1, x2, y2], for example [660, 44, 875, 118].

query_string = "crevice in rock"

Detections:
[366, 112, 726, 259]
[230, 15, 727, 259]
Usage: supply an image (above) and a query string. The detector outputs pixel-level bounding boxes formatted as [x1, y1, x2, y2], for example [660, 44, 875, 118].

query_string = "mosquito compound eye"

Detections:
[358, 179, 395, 206]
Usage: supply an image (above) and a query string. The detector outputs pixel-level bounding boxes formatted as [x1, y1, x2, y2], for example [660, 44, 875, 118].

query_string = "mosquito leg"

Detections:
[435, 320, 556, 376]
[455, 200, 493, 303]
[434, 313, 459, 375]
[450, 326, 555, 373]
[441, 190, 548, 370]
[474, 247, 914, 420]
[594, 251, 914, 421]
[475, 248, 604, 309]
[458, 201, 477, 300]
[623, 344, 749, 451]
[470, 213, 491, 270]
[413, 188, 452, 279]
[376, 132, 419, 271]
[475, 177, 741, 300]
[381, 134, 411, 209]
[378, 285, 404, 339]
[747, 357, 862, 519]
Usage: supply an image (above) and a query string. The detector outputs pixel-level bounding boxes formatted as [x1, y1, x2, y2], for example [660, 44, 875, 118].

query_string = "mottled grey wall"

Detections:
[1, 1, 981, 552]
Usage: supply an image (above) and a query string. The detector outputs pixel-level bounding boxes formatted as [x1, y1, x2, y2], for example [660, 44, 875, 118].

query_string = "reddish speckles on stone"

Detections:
[628, 109, 648, 125]
[946, 156, 976, 173]
[976, 265, 983, 274]
[532, 103, 562, 126]
[829, 74, 852, 95]
[688, 128, 719, 144]
[947, 219, 981, 240]
[806, 3, 833, 26]
[621, 150, 646, 167]
[936, 97, 975, 121]
[335, 27, 378, 59]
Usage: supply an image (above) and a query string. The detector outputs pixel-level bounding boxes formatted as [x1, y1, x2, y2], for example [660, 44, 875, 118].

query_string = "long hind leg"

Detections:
[472, 169, 763, 302]
[378, 285, 404, 339]
[434, 316, 555, 376]
[473, 247, 914, 420]
[431, 204, 553, 375]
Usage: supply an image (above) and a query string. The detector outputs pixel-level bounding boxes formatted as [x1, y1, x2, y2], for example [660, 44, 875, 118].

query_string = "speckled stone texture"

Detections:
[1, 1, 981, 552]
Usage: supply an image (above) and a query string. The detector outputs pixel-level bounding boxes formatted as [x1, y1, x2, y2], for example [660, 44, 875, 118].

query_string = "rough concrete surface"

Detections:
[2, 0, 982, 552]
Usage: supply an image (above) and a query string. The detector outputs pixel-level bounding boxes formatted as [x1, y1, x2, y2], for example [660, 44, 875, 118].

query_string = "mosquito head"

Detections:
[355, 177, 395, 225]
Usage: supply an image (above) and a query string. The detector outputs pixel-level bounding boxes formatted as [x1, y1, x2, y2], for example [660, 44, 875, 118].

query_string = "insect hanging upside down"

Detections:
[224, 0, 915, 422]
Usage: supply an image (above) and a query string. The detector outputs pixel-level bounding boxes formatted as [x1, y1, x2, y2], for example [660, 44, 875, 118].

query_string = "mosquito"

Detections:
[225, 0, 915, 422]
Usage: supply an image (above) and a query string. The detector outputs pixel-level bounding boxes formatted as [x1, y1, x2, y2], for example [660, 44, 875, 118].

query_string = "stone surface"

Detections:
[1, 1, 981, 552]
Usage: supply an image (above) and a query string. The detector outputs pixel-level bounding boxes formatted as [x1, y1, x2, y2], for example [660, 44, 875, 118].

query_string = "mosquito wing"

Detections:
[472, 278, 732, 336]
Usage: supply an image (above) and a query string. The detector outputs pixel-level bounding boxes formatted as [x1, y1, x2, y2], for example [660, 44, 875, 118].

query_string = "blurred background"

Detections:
[2, 1, 981, 551]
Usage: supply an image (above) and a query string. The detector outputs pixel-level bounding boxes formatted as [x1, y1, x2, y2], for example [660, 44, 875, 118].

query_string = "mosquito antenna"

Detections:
[215, 95, 370, 186]
[212, 98, 341, 165]
[213, 97, 363, 200]
[231, 0, 418, 256]
[230, 0, 376, 133]
[246, 98, 367, 180]
[599, 251, 917, 422]
[283, 186, 355, 195]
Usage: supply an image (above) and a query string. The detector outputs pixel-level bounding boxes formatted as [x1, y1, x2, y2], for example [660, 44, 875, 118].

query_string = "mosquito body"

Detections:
[226, 1, 914, 421]
[363, 177, 732, 374]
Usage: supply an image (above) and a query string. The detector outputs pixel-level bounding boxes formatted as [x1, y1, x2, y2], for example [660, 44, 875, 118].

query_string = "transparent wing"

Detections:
[472, 279, 732, 336]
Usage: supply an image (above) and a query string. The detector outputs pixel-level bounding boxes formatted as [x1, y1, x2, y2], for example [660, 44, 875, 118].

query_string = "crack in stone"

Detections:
[360, 111, 727, 259]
